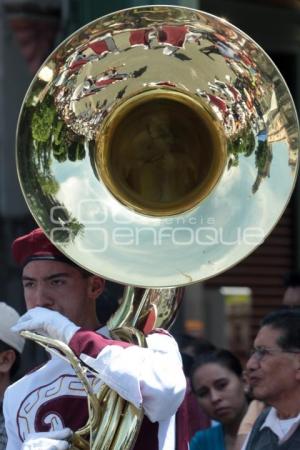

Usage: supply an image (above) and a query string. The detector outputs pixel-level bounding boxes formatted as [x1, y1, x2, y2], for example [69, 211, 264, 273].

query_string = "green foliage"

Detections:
[227, 126, 256, 166]
[31, 101, 56, 142]
[37, 174, 60, 196]
[30, 93, 86, 164]
[53, 120, 64, 145]
[255, 140, 270, 172]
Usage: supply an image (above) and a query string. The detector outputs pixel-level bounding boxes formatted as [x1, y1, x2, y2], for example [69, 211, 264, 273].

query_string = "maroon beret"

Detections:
[12, 228, 69, 267]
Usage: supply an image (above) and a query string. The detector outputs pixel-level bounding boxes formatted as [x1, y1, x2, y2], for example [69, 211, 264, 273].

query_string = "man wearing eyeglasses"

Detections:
[240, 309, 300, 449]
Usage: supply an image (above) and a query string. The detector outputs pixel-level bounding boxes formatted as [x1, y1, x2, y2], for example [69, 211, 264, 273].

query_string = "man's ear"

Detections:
[0, 350, 16, 374]
[89, 276, 105, 299]
[242, 370, 250, 395]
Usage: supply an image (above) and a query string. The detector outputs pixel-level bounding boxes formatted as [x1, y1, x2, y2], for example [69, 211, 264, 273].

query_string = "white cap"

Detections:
[0, 302, 25, 353]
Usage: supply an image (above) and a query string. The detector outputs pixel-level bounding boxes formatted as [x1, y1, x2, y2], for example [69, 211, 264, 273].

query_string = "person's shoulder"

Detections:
[146, 329, 178, 350]
[253, 406, 271, 427]
[244, 406, 272, 447]
[190, 422, 223, 446]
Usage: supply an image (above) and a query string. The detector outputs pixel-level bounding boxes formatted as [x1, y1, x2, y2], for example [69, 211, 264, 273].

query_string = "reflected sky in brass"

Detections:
[16, 5, 299, 287]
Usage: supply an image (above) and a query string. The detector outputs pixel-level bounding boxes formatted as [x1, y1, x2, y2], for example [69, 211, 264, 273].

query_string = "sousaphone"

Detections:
[16, 5, 299, 450]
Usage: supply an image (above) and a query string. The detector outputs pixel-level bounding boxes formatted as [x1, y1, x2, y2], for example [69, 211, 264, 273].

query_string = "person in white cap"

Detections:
[0, 302, 25, 450]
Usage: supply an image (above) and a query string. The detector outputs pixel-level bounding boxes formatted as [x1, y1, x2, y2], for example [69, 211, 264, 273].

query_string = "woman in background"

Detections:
[190, 349, 249, 450]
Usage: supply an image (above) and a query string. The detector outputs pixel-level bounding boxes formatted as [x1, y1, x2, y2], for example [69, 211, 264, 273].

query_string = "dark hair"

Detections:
[174, 334, 216, 376]
[96, 281, 123, 324]
[190, 349, 243, 393]
[283, 271, 300, 288]
[0, 340, 21, 380]
[261, 309, 300, 350]
[175, 334, 216, 355]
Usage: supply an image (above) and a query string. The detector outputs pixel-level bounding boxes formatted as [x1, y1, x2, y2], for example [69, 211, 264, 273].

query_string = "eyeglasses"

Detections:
[249, 346, 300, 361]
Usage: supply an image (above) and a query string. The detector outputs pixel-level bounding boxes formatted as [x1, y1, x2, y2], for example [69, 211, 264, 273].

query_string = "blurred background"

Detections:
[0, 0, 300, 370]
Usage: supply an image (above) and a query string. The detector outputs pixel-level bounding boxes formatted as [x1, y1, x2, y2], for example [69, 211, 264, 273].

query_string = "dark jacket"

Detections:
[245, 407, 300, 450]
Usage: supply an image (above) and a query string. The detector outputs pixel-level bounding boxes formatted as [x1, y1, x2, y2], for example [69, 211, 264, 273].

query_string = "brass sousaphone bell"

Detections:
[16, 5, 299, 450]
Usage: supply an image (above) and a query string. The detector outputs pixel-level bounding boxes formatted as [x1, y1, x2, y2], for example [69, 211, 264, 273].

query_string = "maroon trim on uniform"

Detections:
[176, 393, 190, 450]
[133, 416, 159, 449]
[35, 395, 88, 432]
[16, 373, 94, 441]
[69, 330, 133, 358]
[186, 388, 211, 436]
[134, 404, 190, 450]
[134, 395, 190, 450]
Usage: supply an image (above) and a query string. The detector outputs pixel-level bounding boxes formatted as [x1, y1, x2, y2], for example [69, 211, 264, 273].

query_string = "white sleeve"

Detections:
[78, 332, 186, 422]
[3, 388, 22, 450]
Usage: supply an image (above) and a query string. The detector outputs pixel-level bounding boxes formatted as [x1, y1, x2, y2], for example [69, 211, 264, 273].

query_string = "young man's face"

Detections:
[22, 260, 105, 327]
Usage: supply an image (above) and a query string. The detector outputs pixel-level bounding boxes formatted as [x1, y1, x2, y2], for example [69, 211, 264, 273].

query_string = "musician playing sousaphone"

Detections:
[4, 0, 300, 448]
[3, 228, 187, 450]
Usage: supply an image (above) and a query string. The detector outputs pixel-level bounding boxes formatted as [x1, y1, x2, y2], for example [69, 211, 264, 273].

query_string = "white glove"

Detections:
[22, 428, 72, 450]
[12, 307, 80, 344]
